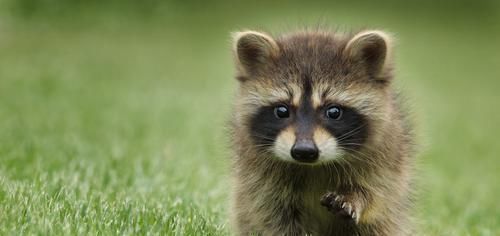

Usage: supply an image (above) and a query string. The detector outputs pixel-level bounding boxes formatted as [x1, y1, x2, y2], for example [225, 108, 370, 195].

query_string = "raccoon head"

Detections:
[232, 30, 393, 165]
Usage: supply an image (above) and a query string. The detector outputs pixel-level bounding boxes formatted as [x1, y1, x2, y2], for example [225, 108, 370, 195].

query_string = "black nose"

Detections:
[291, 140, 319, 163]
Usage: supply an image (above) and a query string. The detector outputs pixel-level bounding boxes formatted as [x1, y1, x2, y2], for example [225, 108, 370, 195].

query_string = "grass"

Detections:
[0, 1, 499, 235]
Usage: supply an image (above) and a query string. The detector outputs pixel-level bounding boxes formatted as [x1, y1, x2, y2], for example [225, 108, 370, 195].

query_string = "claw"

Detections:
[320, 191, 360, 224]
[345, 204, 352, 215]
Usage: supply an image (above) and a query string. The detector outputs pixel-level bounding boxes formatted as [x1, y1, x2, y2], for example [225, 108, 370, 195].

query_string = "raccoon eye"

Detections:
[326, 106, 343, 120]
[274, 105, 290, 119]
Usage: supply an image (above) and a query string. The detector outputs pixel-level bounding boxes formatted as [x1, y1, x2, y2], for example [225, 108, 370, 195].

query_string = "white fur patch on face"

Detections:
[314, 128, 342, 162]
[240, 82, 302, 107]
[273, 127, 344, 164]
[313, 81, 387, 122]
[272, 127, 295, 162]
[289, 83, 302, 107]
[311, 83, 326, 109]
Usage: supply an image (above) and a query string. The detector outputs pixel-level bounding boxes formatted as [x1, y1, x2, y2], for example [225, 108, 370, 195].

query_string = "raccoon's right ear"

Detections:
[232, 31, 279, 78]
[344, 30, 393, 83]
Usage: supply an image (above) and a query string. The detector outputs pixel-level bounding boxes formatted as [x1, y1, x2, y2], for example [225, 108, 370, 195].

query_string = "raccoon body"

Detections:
[229, 29, 415, 235]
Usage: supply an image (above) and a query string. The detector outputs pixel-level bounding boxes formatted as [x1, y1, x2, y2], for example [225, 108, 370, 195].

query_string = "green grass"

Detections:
[0, 1, 499, 235]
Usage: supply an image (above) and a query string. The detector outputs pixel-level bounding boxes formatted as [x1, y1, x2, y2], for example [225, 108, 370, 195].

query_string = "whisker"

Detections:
[338, 147, 382, 168]
[335, 124, 368, 142]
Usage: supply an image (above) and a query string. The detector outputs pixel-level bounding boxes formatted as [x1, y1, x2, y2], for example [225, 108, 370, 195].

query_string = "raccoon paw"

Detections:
[320, 192, 359, 223]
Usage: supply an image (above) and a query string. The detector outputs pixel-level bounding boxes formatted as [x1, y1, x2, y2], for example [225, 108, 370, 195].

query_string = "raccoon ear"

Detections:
[232, 31, 279, 77]
[345, 31, 392, 82]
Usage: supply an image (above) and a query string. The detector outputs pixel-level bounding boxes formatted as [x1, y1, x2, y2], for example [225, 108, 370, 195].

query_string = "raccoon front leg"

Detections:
[320, 190, 367, 224]
[232, 199, 308, 235]
[237, 218, 307, 236]
[259, 206, 308, 236]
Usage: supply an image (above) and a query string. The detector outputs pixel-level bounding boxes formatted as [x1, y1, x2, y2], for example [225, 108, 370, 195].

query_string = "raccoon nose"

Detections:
[291, 140, 319, 163]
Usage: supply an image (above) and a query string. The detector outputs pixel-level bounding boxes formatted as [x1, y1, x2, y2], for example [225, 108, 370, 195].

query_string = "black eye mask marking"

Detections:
[247, 73, 369, 154]
[249, 105, 292, 149]
[320, 106, 369, 151]
[248, 103, 369, 153]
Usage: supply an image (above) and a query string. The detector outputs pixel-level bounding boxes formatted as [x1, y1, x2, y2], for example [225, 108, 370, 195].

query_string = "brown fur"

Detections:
[229, 29, 415, 235]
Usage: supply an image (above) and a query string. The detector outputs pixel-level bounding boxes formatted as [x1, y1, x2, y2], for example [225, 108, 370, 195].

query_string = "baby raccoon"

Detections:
[229, 29, 415, 235]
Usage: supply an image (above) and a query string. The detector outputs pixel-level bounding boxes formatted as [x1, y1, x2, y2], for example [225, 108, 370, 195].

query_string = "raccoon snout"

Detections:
[291, 139, 319, 163]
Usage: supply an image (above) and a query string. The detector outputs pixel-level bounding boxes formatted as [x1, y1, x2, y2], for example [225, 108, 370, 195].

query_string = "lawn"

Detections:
[0, 1, 499, 235]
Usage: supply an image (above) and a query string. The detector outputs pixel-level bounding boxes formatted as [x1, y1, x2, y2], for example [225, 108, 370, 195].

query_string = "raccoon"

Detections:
[229, 29, 415, 235]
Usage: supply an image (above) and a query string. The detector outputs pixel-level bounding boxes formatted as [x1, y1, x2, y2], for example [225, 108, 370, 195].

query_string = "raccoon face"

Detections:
[232, 30, 392, 164]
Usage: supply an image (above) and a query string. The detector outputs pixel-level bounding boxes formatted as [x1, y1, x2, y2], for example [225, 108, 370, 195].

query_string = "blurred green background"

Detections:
[0, 0, 499, 235]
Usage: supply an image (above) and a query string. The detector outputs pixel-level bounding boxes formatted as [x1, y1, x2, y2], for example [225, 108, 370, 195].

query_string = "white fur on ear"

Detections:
[232, 30, 279, 75]
[345, 30, 393, 79]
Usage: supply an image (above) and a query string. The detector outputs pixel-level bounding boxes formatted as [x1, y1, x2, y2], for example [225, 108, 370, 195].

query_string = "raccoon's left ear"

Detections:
[344, 31, 393, 82]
